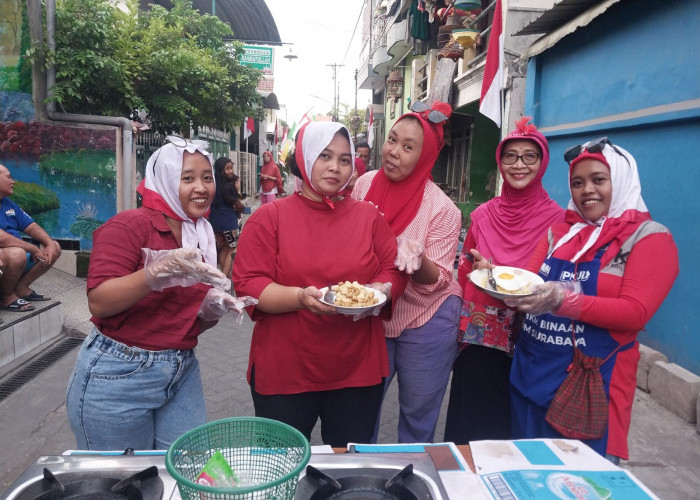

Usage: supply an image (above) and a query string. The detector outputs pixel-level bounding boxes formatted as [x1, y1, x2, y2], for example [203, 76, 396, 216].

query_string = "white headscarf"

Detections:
[142, 140, 218, 266]
[298, 122, 355, 194]
[550, 142, 650, 262]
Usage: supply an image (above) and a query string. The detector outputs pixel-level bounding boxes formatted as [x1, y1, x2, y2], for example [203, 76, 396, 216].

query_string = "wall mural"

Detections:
[1, 0, 117, 250]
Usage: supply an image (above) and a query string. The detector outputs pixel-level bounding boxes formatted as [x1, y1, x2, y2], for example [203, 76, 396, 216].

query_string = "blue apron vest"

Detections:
[510, 245, 632, 455]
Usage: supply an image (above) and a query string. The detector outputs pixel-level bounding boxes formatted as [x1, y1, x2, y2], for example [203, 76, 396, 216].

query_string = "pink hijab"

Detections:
[471, 117, 564, 267]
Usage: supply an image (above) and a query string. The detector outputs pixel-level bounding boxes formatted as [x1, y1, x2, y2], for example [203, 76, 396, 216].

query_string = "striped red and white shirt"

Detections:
[353, 171, 463, 337]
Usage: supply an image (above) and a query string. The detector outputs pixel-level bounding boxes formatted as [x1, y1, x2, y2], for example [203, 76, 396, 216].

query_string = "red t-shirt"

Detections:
[232, 194, 408, 395]
[87, 207, 209, 350]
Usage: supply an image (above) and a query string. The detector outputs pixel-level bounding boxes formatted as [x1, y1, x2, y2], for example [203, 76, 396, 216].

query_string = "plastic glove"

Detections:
[142, 248, 231, 292]
[197, 288, 258, 323]
[395, 237, 425, 274]
[353, 282, 392, 322]
[504, 281, 583, 316]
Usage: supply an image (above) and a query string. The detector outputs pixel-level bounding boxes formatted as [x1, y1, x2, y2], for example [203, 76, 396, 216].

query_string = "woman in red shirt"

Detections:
[259, 151, 282, 204]
[506, 138, 678, 462]
[233, 122, 407, 447]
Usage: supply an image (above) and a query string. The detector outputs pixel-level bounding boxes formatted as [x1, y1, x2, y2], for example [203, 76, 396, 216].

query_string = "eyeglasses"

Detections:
[410, 101, 449, 124]
[564, 136, 628, 166]
[150, 135, 210, 175]
[165, 135, 209, 150]
[501, 152, 541, 166]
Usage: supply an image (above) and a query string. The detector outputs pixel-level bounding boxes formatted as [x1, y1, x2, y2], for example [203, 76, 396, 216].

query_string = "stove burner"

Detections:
[296, 464, 434, 499]
[11, 466, 164, 500]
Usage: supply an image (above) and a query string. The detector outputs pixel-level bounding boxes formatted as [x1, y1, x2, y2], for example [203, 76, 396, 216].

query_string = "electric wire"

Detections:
[341, 0, 365, 64]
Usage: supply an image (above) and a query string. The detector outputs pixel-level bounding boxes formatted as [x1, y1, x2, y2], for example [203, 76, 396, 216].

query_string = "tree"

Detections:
[33, 0, 262, 134]
[339, 104, 366, 140]
[134, 0, 262, 133]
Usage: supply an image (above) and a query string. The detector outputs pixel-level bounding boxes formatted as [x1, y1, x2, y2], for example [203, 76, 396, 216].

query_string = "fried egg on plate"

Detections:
[494, 269, 529, 294]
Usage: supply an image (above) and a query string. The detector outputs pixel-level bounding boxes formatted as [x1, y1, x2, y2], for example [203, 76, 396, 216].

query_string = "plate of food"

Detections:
[469, 266, 545, 301]
[319, 281, 387, 315]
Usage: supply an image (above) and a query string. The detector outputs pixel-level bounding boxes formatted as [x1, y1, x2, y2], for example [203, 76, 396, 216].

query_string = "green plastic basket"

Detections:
[166, 417, 311, 500]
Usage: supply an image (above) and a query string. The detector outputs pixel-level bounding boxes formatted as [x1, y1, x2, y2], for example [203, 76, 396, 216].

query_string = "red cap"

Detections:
[569, 151, 609, 170]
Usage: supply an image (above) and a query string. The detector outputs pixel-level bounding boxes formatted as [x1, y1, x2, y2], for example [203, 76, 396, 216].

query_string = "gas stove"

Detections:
[1, 450, 452, 500]
[0, 454, 179, 500]
[297, 452, 449, 499]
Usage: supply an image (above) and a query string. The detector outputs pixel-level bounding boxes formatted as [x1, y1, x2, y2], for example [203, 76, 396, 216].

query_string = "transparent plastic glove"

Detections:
[142, 248, 231, 292]
[395, 237, 425, 274]
[353, 282, 392, 322]
[197, 288, 258, 323]
[504, 281, 583, 315]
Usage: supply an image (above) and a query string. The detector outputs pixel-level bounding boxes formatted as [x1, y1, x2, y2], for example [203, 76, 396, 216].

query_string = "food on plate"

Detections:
[331, 281, 379, 307]
[493, 269, 531, 294]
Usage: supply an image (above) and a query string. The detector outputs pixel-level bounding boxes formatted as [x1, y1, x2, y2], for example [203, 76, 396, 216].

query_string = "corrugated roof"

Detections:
[522, 0, 622, 58]
[141, 0, 281, 44]
[515, 0, 603, 36]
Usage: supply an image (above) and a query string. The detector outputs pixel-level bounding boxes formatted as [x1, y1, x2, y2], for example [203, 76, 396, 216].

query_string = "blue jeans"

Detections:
[66, 327, 207, 450]
[376, 295, 461, 443]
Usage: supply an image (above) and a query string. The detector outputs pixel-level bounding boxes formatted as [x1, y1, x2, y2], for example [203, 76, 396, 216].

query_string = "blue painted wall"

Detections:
[524, 0, 700, 373]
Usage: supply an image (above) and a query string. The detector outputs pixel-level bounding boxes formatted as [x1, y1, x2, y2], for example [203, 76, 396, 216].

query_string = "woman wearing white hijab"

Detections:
[506, 138, 678, 463]
[67, 138, 248, 450]
[233, 122, 407, 447]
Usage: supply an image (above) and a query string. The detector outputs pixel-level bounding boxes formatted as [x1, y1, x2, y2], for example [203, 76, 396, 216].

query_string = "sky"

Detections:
[262, 0, 372, 127]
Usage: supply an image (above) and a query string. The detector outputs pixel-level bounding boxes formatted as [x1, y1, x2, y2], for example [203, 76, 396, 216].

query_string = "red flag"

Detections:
[367, 107, 374, 148]
[299, 107, 314, 126]
[243, 117, 255, 139]
[479, 0, 504, 127]
[274, 120, 279, 146]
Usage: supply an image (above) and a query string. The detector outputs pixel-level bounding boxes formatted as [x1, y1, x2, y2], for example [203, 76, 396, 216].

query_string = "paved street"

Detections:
[0, 264, 699, 498]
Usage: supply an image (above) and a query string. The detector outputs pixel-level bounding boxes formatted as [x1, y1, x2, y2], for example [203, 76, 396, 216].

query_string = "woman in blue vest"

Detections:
[504, 138, 678, 463]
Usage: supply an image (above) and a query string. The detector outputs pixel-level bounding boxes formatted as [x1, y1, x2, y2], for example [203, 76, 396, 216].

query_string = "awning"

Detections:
[140, 0, 281, 45]
[517, 0, 622, 58]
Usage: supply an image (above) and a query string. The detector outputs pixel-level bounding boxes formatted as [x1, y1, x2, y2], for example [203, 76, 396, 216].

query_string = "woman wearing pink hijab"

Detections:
[444, 117, 564, 444]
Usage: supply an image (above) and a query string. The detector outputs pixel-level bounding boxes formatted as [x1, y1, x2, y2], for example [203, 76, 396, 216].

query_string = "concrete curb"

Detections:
[638, 343, 700, 429]
[637, 343, 668, 392]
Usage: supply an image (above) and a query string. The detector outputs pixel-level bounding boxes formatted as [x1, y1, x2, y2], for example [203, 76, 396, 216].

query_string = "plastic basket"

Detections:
[166, 417, 311, 500]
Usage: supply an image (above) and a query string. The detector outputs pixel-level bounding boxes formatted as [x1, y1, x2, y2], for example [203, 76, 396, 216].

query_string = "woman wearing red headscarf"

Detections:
[352, 101, 463, 443]
[259, 151, 283, 204]
[506, 139, 678, 462]
[444, 117, 564, 444]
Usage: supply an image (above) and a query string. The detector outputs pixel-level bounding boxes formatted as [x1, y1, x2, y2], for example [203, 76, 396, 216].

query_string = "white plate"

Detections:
[469, 266, 544, 301]
[318, 286, 387, 315]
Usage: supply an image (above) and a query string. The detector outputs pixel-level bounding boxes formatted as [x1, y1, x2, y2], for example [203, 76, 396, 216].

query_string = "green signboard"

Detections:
[241, 46, 274, 74]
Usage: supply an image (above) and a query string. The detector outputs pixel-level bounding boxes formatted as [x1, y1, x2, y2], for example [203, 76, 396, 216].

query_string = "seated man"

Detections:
[0, 163, 61, 312]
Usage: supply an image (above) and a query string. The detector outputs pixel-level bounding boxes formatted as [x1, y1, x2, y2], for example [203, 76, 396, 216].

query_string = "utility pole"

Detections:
[353, 69, 360, 140]
[354, 69, 358, 110]
[326, 63, 345, 121]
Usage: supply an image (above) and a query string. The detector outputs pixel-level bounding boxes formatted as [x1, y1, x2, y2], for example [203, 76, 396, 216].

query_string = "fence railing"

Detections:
[135, 130, 231, 184]
[237, 151, 258, 200]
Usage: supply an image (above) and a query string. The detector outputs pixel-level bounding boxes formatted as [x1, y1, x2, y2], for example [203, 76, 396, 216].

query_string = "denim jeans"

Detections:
[66, 327, 207, 450]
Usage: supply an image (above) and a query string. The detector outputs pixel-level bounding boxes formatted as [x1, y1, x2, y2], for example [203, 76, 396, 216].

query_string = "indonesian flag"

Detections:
[367, 107, 374, 148]
[274, 120, 279, 145]
[479, 0, 504, 127]
[243, 117, 255, 140]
